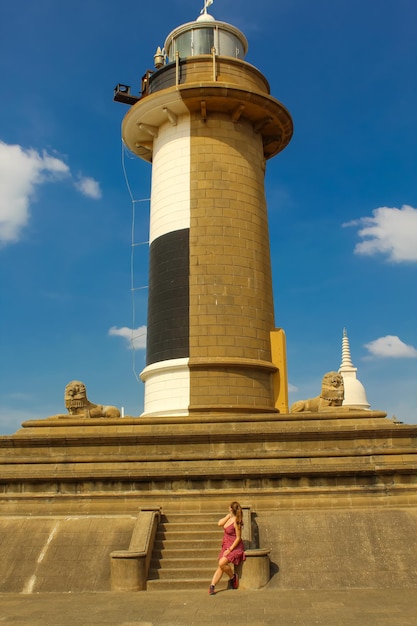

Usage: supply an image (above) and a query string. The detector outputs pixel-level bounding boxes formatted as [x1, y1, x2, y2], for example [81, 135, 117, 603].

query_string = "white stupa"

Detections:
[338, 328, 370, 410]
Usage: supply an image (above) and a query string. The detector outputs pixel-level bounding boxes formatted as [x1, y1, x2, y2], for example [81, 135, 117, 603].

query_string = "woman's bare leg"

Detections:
[211, 557, 234, 586]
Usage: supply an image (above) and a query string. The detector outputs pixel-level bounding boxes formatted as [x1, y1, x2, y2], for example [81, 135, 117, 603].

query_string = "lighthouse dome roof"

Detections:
[196, 13, 216, 22]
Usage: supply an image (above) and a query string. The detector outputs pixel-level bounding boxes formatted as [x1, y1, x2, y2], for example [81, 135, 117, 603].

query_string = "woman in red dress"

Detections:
[209, 501, 246, 595]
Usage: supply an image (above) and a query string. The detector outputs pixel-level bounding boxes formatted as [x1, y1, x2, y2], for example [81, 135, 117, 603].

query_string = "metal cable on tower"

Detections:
[121, 141, 150, 381]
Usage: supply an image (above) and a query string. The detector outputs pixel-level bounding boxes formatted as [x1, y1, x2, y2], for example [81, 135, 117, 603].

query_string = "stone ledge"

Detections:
[14, 409, 389, 430]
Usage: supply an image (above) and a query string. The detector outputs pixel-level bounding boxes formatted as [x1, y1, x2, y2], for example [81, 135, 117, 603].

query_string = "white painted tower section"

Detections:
[338, 328, 370, 410]
[140, 115, 192, 417]
[149, 117, 191, 244]
[141, 358, 190, 416]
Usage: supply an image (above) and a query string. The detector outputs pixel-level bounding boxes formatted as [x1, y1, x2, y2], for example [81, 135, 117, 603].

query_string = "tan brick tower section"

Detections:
[189, 114, 276, 412]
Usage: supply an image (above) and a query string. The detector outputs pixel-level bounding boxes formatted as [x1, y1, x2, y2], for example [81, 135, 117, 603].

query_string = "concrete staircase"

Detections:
[147, 512, 223, 591]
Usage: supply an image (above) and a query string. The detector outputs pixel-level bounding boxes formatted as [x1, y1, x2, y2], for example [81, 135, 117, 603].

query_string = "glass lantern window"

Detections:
[218, 31, 244, 59]
[167, 26, 245, 61]
[193, 28, 215, 55]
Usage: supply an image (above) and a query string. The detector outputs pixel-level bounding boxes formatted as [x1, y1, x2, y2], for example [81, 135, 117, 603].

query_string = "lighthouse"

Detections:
[115, 3, 293, 417]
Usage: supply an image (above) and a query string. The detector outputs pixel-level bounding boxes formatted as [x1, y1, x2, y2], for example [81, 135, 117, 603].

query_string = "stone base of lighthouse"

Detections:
[3, 409, 417, 513]
[2, 408, 417, 591]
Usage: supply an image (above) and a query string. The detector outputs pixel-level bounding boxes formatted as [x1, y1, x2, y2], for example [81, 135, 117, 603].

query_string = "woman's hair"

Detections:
[230, 501, 243, 527]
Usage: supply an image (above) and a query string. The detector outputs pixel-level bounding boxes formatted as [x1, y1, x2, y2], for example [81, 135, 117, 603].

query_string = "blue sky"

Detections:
[1, 0, 416, 434]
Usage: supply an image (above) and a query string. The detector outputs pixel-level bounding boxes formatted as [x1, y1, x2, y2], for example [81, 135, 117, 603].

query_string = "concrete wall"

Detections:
[0, 516, 135, 593]
[257, 508, 417, 589]
[2, 508, 417, 592]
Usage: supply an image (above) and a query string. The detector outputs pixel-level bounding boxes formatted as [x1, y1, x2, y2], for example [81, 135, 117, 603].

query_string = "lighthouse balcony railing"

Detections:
[148, 54, 269, 94]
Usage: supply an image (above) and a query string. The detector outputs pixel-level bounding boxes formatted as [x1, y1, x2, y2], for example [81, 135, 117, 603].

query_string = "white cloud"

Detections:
[74, 175, 102, 199]
[0, 140, 102, 245]
[288, 383, 299, 393]
[364, 335, 417, 359]
[109, 325, 147, 350]
[0, 141, 69, 244]
[344, 205, 417, 262]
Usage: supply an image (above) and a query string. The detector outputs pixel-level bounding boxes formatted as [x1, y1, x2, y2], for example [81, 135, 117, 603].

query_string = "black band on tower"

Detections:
[146, 228, 190, 366]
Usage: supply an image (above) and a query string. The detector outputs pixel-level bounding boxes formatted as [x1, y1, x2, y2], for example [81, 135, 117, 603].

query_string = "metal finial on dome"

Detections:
[200, 0, 214, 15]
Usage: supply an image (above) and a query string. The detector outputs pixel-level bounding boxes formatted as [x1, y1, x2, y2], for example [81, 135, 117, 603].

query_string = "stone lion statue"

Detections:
[290, 371, 344, 412]
[51, 380, 121, 419]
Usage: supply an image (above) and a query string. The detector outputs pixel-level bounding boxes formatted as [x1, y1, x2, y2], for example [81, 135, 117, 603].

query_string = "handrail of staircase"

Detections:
[110, 507, 161, 591]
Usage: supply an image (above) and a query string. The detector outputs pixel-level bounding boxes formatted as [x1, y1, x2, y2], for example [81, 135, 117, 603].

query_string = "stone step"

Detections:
[157, 521, 220, 529]
[148, 567, 214, 580]
[155, 529, 219, 540]
[152, 548, 219, 560]
[150, 554, 217, 569]
[147, 578, 228, 592]
[157, 522, 220, 533]
[153, 538, 218, 550]
[163, 514, 221, 523]
[151, 552, 217, 563]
